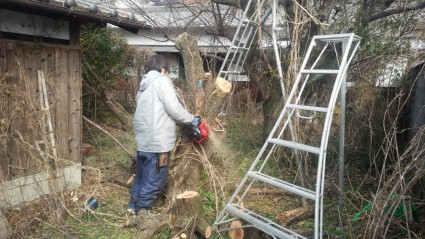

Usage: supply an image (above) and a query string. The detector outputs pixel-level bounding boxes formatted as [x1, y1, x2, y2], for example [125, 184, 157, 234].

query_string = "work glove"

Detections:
[191, 116, 201, 127]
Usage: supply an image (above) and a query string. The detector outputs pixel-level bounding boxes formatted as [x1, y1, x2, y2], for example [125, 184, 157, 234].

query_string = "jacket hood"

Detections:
[140, 70, 162, 91]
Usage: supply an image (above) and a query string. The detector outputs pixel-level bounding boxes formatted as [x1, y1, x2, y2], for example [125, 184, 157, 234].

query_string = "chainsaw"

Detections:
[186, 117, 209, 143]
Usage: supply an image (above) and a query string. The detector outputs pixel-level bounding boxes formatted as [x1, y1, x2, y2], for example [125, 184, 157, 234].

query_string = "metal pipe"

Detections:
[338, 41, 348, 229]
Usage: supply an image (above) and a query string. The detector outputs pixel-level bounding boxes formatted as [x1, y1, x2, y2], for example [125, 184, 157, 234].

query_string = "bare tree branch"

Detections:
[364, 1, 425, 24]
[211, 0, 240, 8]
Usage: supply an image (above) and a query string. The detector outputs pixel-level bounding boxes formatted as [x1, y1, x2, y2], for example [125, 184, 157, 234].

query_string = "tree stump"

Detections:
[169, 191, 212, 238]
[126, 211, 171, 237]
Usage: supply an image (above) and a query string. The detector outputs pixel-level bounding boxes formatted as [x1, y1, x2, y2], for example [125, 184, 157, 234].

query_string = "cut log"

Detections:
[205, 225, 212, 238]
[276, 205, 314, 227]
[229, 220, 244, 239]
[176, 191, 199, 199]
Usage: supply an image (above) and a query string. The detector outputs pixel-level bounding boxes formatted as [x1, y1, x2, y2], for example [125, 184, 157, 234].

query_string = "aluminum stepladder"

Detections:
[217, 0, 272, 115]
[213, 33, 361, 239]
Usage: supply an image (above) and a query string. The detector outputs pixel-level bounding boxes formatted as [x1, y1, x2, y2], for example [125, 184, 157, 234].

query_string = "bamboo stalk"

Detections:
[38, 70, 57, 158]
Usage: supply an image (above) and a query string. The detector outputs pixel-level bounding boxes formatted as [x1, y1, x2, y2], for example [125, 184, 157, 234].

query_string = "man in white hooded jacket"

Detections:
[127, 55, 195, 216]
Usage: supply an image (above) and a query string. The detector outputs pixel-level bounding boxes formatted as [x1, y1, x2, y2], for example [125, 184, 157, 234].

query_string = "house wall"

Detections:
[159, 52, 180, 79]
[0, 40, 82, 206]
[408, 63, 425, 142]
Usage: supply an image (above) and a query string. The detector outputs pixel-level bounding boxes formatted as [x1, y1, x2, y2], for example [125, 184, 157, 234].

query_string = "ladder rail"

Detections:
[314, 33, 356, 238]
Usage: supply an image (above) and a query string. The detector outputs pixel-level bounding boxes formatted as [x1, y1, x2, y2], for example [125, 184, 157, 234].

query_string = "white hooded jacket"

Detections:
[134, 70, 193, 152]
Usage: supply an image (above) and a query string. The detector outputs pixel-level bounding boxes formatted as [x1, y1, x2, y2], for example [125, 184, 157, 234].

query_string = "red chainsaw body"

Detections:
[195, 121, 209, 143]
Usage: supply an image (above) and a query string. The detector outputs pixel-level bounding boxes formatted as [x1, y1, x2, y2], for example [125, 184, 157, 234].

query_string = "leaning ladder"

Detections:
[217, 0, 271, 115]
[213, 33, 361, 239]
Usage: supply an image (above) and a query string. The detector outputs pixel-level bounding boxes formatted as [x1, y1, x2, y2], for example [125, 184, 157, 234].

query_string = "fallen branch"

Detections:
[103, 177, 131, 188]
[83, 116, 135, 161]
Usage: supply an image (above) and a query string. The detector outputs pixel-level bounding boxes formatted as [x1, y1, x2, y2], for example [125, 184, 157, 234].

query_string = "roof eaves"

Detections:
[0, 0, 151, 33]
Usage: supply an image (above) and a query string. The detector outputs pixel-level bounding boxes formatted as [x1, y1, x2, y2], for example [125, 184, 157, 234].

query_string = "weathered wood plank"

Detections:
[54, 48, 69, 163]
[0, 42, 9, 180]
[68, 49, 82, 163]
[39, 46, 58, 169]
[23, 44, 40, 176]
[0, 42, 6, 73]
[8, 44, 27, 179]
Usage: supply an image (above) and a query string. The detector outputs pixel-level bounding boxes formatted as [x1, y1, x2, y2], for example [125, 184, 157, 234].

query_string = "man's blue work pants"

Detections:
[128, 151, 169, 214]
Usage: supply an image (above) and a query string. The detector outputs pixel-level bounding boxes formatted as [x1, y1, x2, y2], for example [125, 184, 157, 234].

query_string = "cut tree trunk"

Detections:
[166, 32, 231, 237]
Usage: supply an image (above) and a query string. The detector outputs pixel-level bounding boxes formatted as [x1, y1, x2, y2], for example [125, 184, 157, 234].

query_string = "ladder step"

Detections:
[234, 40, 247, 47]
[224, 204, 307, 239]
[248, 172, 316, 200]
[221, 70, 244, 75]
[230, 45, 249, 51]
[268, 138, 320, 154]
[242, 19, 257, 26]
[286, 103, 327, 112]
[300, 69, 339, 74]
[313, 33, 361, 42]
